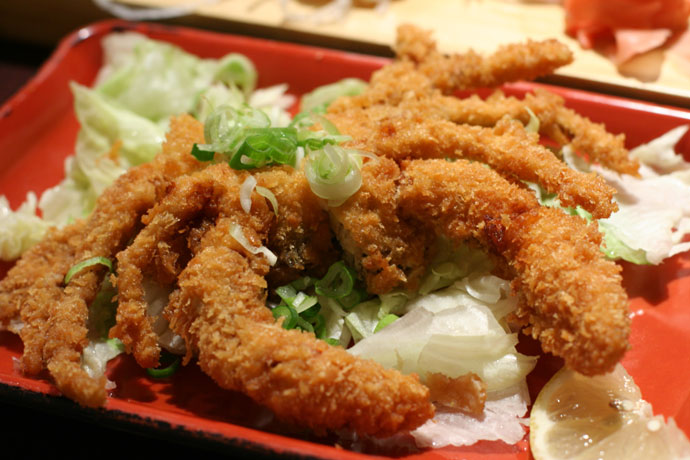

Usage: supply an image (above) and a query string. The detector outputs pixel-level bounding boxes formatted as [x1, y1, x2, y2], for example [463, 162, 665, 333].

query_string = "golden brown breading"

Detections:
[410, 89, 639, 176]
[504, 207, 629, 375]
[2, 115, 204, 407]
[166, 221, 434, 437]
[0, 221, 84, 334]
[399, 159, 629, 375]
[395, 24, 574, 93]
[328, 157, 435, 294]
[112, 163, 273, 368]
[426, 372, 487, 417]
[0, 24, 639, 435]
[256, 166, 338, 286]
[329, 109, 617, 219]
[329, 24, 637, 180]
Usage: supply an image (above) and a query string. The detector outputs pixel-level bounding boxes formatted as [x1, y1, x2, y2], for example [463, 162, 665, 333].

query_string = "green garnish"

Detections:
[374, 314, 399, 333]
[64, 256, 113, 285]
[272, 304, 298, 330]
[315, 261, 357, 300]
[146, 352, 181, 379]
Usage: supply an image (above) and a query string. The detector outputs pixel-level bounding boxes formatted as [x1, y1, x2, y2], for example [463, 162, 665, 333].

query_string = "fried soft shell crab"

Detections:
[0, 25, 632, 438]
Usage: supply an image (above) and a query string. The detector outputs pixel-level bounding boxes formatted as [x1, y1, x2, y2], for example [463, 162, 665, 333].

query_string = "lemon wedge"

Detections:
[530, 363, 690, 460]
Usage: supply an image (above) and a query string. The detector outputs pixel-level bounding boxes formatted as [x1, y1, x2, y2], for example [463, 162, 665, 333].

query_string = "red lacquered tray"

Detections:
[1, 19, 690, 459]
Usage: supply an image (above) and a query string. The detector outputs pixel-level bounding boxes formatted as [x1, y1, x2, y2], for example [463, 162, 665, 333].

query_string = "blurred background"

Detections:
[5, 0, 690, 106]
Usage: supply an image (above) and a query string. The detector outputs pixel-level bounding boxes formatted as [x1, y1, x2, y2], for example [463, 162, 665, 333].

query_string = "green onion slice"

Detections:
[191, 143, 215, 161]
[311, 313, 326, 339]
[230, 127, 298, 170]
[146, 355, 181, 379]
[315, 261, 357, 299]
[64, 257, 113, 285]
[337, 286, 367, 310]
[275, 285, 297, 304]
[272, 304, 298, 329]
[290, 276, 315, 291]
[299, 304, 321, 321]
[296, 316, 314, 333]
[374, 314, 399, 333]
[304, 144, 363, 207]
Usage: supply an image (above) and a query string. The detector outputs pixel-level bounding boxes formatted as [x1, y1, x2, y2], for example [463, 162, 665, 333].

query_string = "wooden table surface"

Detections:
[114, 0, 690, 107]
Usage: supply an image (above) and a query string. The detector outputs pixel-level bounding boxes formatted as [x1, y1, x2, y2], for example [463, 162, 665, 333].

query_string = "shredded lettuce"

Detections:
[559, 125, 690, 264]
[0, 33, 285, 261]
[299, 78, 368, 113]
[95, 35, 253, 122]
[81, 277, 123, 382]
[0, 193, 50, 260]
[347, 264, 535, 448]
[349, 280, 535, 392]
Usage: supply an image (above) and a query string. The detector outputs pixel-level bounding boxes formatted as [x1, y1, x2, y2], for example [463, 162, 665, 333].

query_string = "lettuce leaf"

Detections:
[0, 33, 272, 261]
[560, 125, 690, 264]
[0, 193, 50, 260]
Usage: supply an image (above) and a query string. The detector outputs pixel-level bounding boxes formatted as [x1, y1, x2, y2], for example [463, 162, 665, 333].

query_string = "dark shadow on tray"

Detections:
[0, 330, 23, 354]
[620, 251, 690, 306]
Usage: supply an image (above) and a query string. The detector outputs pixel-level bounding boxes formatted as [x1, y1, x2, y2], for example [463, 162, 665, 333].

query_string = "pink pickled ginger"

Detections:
[564, 0, 690, 68]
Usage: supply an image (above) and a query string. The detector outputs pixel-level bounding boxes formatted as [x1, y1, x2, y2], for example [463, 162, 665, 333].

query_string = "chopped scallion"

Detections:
[272, 304, 298, 329]
[255, 186, 279, 215]
[146, 354, 181, 379]
[299, 304, 321, 320]
[315, 261, 356, 299]
[337, 286, 367, 310]
[295, 316, 314, 333]
[374, 314, 399, 333]
[64, 256, 113, 285]
[191, 143, 215, 161]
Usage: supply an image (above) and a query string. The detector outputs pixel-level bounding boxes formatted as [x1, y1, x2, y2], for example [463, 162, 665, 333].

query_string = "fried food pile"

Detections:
[0, 25, 633, 438]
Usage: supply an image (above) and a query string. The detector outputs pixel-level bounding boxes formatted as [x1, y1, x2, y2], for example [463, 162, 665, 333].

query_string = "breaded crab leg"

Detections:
[164, 218, 434, 437]
[329, 110, 617, 219]
[329, 24, 637, 178]
[328, 158, 435, 294]
[398, 159, 629, 376]
[430, 89, 639, 176]
[0, 115, 204, 407]
[394, 24, 574, 93]
[111, 163, 273, 368]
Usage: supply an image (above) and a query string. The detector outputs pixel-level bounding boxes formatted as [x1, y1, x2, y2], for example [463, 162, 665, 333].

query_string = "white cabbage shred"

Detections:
[0, 193, 50, 260]
[2, 32, 294, 379]
[0, 32, 293, 262]
[348, 245, 535, 447]
[562, 125, 690, 264]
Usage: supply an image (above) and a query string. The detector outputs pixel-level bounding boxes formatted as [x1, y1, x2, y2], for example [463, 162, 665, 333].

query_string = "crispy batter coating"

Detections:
[504, 207, 630, 375]
[399, 159, 630, 375]
[395, 24, 574, 93]
[256, 166, 338, 286]
[329, 157, 434, 294]
[0, 24, 638, 436]
[111, 161, 433, 435]
[112, 163, 273, 367]
[406, 89, 639, 176]
[331, 111, 617, 219]
[166, 221, 433, 437]
[0, 115, 204, 407]
[426, 372, 486, 417]
[0, 221, 84, 334]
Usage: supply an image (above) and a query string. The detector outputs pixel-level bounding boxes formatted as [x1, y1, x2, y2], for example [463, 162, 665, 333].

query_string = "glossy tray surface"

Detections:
[1, 19, 690, 459]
